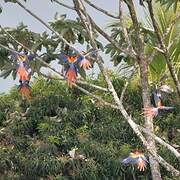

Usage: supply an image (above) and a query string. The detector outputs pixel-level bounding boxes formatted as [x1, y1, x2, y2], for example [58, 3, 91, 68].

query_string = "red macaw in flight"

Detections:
[143, 88, 174, 118]
[122, 150, 148, 171]
[59, 51, 92, 87]
[11, 51, 35, 100]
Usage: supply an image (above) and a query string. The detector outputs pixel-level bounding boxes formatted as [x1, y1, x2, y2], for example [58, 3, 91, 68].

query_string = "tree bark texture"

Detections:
[139, 59, 162, 180]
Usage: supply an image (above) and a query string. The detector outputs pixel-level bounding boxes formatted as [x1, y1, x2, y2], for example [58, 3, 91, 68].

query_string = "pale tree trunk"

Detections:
[139, 59, 162, 180]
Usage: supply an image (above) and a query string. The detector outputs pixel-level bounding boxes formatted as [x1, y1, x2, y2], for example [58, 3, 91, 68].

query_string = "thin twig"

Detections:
[120, 81, 128, 103]
[39, 71, 108, 92]
[83, 0, 119, 19]
[119, 0, 133, 51]
[163, 12, 180, 38]
[52, 0, 75, 10]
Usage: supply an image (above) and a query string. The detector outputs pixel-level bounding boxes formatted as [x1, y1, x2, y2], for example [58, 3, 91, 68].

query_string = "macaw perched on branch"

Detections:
[18, 80, 31, 100]
[143, 86, 174, 118]
[122, 150, 148, 171]
[59, 51, 92, 87]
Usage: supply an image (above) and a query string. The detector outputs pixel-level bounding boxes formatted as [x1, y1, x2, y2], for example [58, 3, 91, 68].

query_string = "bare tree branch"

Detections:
[39, 71, 109, 92]
[73, 0, 147, 143]
[83, 0, 119, 19]
[120, 81, 128, 103]
[52, 0, 75, 10]
[139, 126, 180, 160]
[119, 0, 133, 51]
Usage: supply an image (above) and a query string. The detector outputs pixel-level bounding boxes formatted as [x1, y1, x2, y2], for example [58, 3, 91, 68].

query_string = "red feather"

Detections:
[19, 85, 31, 100]
[66, 68, 77, 87]
[17, 66, 30, 81]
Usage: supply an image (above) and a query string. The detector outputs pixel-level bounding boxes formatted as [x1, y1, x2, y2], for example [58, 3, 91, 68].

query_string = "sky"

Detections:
[0, 0, 145, 93]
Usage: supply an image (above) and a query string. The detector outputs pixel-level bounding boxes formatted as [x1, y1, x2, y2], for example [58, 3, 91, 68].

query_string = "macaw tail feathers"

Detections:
[137, 159, 146, 171]
[19, 84, 31, 100]
[17, 66, 30, 81]
[142, 107, 159, 118]
[66, 68, 77, 87]
[79, 59, 92, 70]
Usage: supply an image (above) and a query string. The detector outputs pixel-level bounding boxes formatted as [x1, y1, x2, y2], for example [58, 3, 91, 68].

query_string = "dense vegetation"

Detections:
[0, 77, 179, 179]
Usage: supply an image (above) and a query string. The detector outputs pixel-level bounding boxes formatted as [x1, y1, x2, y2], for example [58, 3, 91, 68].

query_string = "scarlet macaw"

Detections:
[143, 89, 174, 118]
[59, 52, 92, 87]
[11, 51, 35, 99]
[122, 150, 148, 171]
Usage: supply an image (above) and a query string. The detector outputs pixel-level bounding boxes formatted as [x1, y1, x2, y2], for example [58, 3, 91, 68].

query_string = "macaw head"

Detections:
[131, 149, 142, 155]
[17, 54, 27, 62]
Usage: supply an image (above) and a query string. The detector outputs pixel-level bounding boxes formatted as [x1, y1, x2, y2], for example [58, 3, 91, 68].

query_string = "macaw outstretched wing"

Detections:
[28, 54, 35, 61]
[161, 106, 174, 110]
[122, 152, 148, 171]
[76, 55, 84, 64]
[59, 53, 69, 63]
[159, 106, 174, 113]
[122, 157, 138, 165]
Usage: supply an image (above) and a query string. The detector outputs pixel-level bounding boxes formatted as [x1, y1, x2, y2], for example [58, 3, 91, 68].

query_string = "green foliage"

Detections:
[156, 0, 179, 11]
[0, 78, 179, 179]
